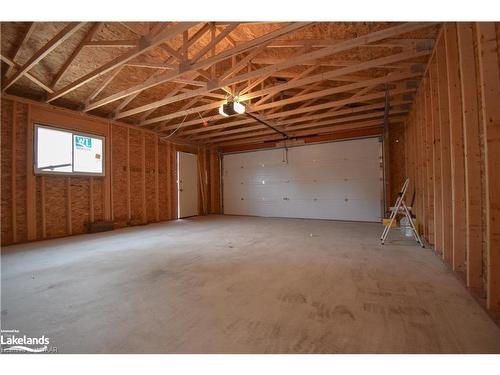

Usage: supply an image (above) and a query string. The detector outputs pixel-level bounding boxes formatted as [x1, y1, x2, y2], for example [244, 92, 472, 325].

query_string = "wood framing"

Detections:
[475, 22, 500, 311]
[3, 22, 86, 90]
[457, 22, 483, 290]
[444, 23, 466, 274]
[436, 34, 453, 265]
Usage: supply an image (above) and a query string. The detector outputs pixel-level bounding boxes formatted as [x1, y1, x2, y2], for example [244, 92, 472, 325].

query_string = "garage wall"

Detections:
[388, 23, 500, 311]
[223, 137, 382, 222]
[1, 95, 221, 246]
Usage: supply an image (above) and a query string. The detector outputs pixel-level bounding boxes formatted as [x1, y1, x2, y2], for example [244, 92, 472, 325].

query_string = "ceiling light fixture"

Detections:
[219, 100, 246, 117]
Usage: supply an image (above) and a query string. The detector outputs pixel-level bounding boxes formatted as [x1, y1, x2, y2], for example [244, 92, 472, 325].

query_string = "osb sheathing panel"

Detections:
[70, 177, 90, 235]
[145, 133, 157, 223]
[44, 176, 67, 238]
[157, 142, 170, 221]
[128, 128, 144, 224]
[35, 177, 44, 239]
[111, 125, 129, 226]
[92, 178, 105, 222]
[1, 99, 14, 244]
[15, 101, 29, 242]
[1, 96, 218, 246]
[388, 122, 406, 205]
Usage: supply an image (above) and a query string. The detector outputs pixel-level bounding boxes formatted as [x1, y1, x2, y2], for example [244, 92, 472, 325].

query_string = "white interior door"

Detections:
[223, 137, 383, 222]
[178, 151, 198, 218]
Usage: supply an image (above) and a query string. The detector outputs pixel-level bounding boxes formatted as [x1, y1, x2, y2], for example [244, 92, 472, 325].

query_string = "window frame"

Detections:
[34, 123, 106, 177]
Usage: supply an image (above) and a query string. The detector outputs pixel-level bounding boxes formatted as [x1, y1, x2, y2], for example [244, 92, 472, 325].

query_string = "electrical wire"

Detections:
[161, 113, 189, 140]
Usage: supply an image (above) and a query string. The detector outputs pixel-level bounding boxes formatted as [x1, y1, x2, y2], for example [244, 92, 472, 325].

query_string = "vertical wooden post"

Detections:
[457, 22, 483, 290]
[166, 142, 172, 220]
[172, 145, 177, 219]
[420, 90, 429, 239]
[41, 176, 46, 239]
[142, 133, 147, 224]
[436, 35, 453, 265]
[11, 101, 17, 243]
[424, 76, 435, 245]
[89, 177, 94, 224]
[155, 135, 160, 222]
[26, 104, 36, 241]
[430, 60, 443, 255]
[66, 177, 72, 235]
[475, 22, 500, 311]
[104, 121, 112, 221]
[417, 92, 426, 235]
[127, 127, 131, 222]
[445, 22, 467, 273]
[210, 149, 216, 214]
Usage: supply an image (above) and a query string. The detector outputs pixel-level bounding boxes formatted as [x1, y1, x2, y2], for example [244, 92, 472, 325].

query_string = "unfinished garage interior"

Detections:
[1, 21, 500, 354]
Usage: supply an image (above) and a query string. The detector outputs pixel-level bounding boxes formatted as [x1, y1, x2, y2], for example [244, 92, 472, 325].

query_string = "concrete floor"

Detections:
[2, 215, 500, 353]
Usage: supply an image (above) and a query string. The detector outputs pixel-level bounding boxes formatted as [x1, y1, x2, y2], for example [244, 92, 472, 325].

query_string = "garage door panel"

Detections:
[223, 138, 382, 222]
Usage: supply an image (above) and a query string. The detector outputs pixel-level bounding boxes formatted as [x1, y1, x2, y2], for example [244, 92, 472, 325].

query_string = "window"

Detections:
[34, 124, 105, 176]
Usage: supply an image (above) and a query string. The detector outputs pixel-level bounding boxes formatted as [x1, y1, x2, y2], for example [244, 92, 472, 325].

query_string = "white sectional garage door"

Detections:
[222, 137, 383, 222]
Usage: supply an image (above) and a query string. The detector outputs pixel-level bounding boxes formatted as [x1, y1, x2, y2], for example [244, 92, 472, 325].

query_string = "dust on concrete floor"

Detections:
[2, 215, 500, 353]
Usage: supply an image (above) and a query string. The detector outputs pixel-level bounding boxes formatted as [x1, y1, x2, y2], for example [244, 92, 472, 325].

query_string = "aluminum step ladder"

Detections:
[380, 178, 424, 247]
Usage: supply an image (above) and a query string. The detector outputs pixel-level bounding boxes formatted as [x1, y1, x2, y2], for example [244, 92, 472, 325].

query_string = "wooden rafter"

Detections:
[83, 66, 124, 105]
[159, 86, 415, 135]
[109, 23, 211, 118]
[85, 40, 139, 47]
[210, 118, 392, 145]
[3, 22, 35, 80]
[3, 22, 86, 91]
[193, 110, 407, 141]
[182, 99, 411, 139]
[140, 49, 429, 127]
[113, 27, 433, 122]
[84, 22, 313, 111]
[0, 54, 54, 93]
[51, 22, 103, 89]
[190, 23, 240, 64]
[1, 22, 442, 147]
[47, 22, 198, 103]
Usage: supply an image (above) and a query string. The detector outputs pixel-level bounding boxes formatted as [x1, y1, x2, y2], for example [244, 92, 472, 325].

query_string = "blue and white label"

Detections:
[75, 135, 92, 150]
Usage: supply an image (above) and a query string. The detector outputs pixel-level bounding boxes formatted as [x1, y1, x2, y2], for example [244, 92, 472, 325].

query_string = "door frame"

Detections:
[177, 151, 199, 219]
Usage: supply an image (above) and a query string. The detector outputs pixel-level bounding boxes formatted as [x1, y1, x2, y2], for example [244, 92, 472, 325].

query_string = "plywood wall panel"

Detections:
[128, 128, 144, 225]
[35, 176, 44, 240]
[44, 176, 67, 238]
[70, 177, 90, 234]
[92, 178, 105, 222]
[14, 102, 29, 243]
[145, 133, 157, 223]
[1, 99, 14, 245]
[158, 142, 170, 221]
[388, 123, 406, 205]
[111, 125, 129, 227]
[1, 95, 220, 246]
